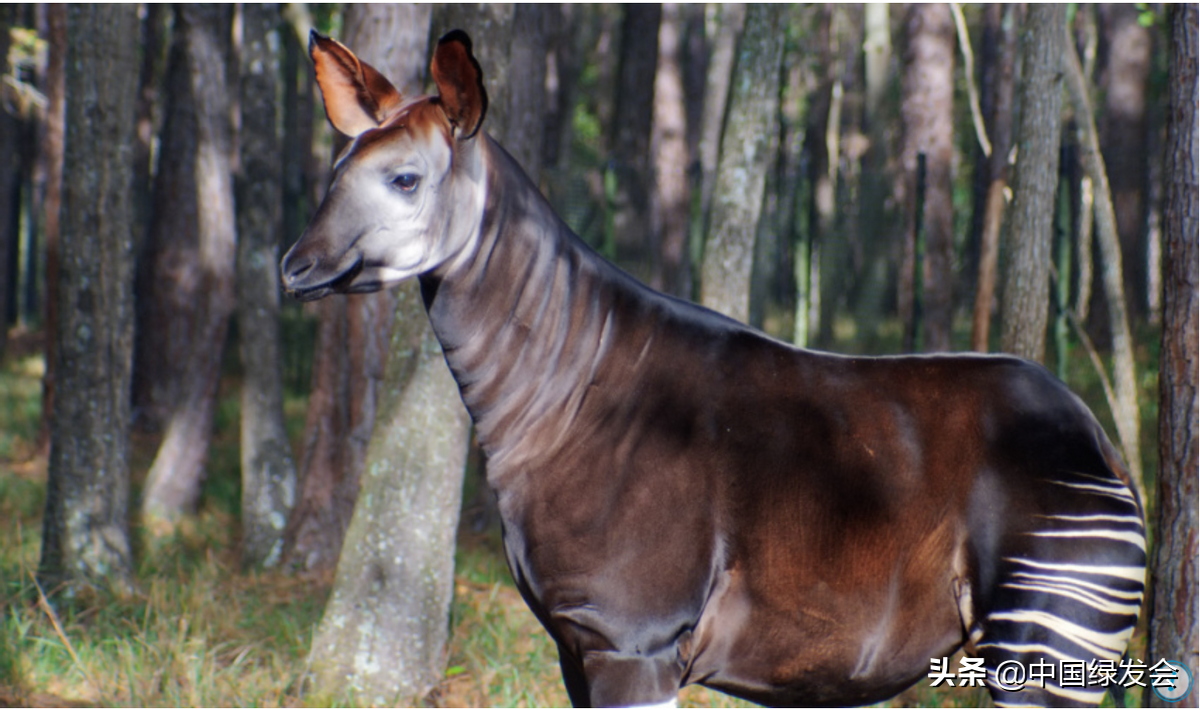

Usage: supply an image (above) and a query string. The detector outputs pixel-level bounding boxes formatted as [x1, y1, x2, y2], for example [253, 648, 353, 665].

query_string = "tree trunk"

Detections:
[699, 3, 784, 323]
[236, 3, 297, 570]
[608, 4, 662, 283]
[696, 4, 745, 236]
[999, 4, 1063, 362]
[652, 3, 692, 298]
[303, 6, 471, 703]
[0, 4, 17, 357]
[898, 3, 955, 352]
[971, 4, 1018, 353]
[139, 5, 239, 522]
[37, 3, 140, 598]
[1097, 5, 1152, 322]
[1149, 6, 1199, 702]
[36, 4, 66, 452]
[307, 287, 471, 704]
[1062, 19, 1143, 489]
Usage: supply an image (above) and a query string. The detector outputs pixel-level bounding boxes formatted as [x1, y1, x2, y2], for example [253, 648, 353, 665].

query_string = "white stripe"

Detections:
[987, 610, 1133, 657]
[1003, 557, 1146, 583]
[1049, 478, 1135, 498]
[1001, 580, 1143, 616]
[1009, 570, 1144, 601]
[1025, 528, 1147, 550]
[1036, 513, 1143, 526]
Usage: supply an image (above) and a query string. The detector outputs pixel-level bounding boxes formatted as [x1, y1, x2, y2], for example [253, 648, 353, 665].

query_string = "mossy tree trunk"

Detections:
[237, 3, 297, 569]
[38, 3, 140, 598]
[699, 3, 785, 323]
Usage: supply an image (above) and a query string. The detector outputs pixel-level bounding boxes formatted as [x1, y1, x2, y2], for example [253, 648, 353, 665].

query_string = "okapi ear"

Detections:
[309, 31, 404, 138]
[431, 30, 488, 140]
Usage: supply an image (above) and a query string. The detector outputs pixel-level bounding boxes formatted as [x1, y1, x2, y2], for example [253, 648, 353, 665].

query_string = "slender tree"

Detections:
[608, 4, 662, 282]
[0, 4, 17, 357]
[652, 2, 692, 298]
[237, 3, 297, 569]
[898, 3, 955, 352]
[699, 3, 785, 323]
[970, 4, 1018, 353]
[1149, 5, 1199, 702]
[137, 6, 239, 522]
[1062, 17, 1143, 488]
[1000, 4, 1063, 362]
[38, 3, 140, 597]
[36, 5, 66, 451]
[1097, 5, 1152, 321]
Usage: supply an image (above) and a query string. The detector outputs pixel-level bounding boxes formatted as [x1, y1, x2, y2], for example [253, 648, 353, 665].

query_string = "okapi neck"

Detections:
[420, 137, 633, 477]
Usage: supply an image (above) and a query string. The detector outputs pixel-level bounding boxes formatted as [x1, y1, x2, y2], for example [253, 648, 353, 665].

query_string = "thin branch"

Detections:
[1061, 18, 1143, 488]
[951, 3, 992, 157]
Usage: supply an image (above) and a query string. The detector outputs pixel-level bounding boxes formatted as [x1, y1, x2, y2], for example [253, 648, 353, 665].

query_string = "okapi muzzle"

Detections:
[281, 30, 1147, 709]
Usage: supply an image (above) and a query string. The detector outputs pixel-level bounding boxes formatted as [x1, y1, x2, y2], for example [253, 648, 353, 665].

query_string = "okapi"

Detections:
[281, 31, 1146, 708]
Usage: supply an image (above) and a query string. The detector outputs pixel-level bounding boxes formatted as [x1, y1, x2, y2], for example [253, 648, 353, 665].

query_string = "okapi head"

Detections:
[281, 30, 488, 300]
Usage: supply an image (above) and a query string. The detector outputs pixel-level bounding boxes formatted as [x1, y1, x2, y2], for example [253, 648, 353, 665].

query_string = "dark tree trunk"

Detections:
[608, 4, 662, 284]
[1000, 4, 1064, 362]
[138, 5, 239, 522]
[699, 3, 785, 323]
[652, 3, 692, 298]
[898, 3, 955, 352]
[36, 4, 66, 452]
[236, 3, 297, 569]
[697, 3, 745, 238]
[970, 4, 1018, 353]
[38, 3, 140, 598]
[1097, 5, 1152, 322]
[0, 4, 17, 357]
[1149, 5, 1199, 702]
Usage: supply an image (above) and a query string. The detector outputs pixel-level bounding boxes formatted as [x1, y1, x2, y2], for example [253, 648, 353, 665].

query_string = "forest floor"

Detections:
[0, 319, 1158, 707]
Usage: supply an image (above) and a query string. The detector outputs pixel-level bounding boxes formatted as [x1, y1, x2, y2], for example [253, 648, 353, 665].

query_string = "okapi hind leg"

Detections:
[975, 485, 1147, 707]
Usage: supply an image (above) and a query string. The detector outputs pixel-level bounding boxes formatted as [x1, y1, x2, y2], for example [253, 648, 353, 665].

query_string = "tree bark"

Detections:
[1062, 18, 1143, 489]
[699, 3, 784, 323]
[971, 4, 1018, 353]
[1097, 5, 1152, 322]
[696, 4, 745, 236]
[37, 3, 140, 598]
[608, 4, 662, 283]
[303, 6, 471, 703]
[236, 3, 297, 569]
[999, 4, 1063, 362]
[139, 5, 239, 522]
[652, 3, 691, 298]
[36, 4, 66, 452]
[898, 3, 956, 352]
[1149, 5, 1199, 702]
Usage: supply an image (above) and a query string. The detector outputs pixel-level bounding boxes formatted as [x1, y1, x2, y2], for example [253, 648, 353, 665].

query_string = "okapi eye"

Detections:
[392, 173, 420, 192]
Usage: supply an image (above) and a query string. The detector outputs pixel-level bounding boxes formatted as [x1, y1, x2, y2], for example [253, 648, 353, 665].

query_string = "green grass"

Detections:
[1, 318, 1161, 707]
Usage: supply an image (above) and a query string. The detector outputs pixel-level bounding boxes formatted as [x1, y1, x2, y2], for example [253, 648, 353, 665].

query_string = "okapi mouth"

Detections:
[283, 256, 364, 302]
